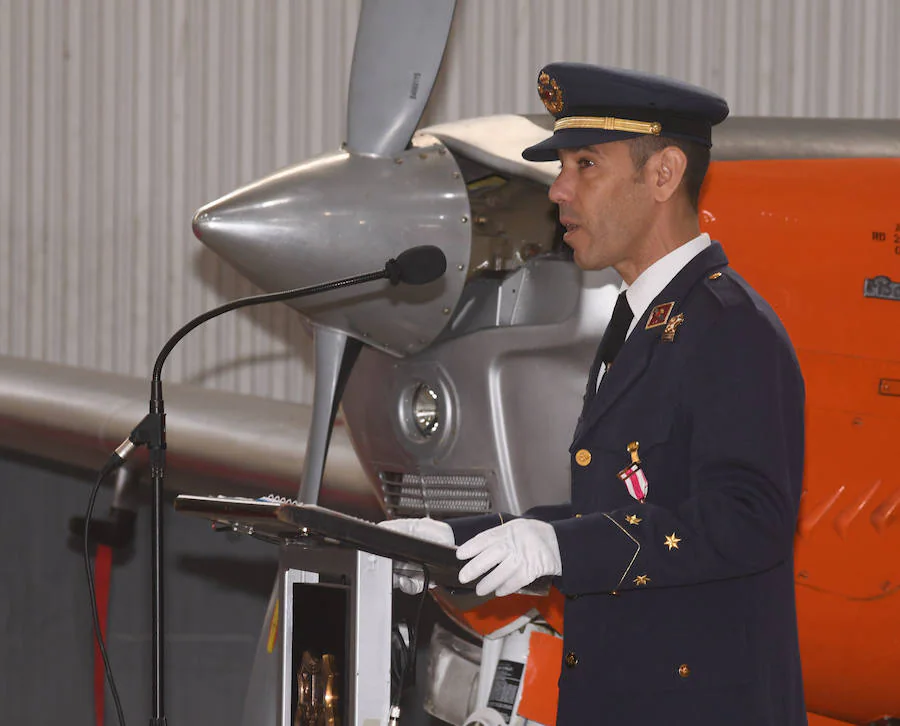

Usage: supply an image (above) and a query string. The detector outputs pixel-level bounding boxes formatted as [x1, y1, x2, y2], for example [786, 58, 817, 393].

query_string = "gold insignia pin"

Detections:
[538, 72, 564, 114]
[664, 533, 682, 551]
[625, 514, 642, 525]
[575, 448, 592, 467]
[661, 313, 685, 343]
[634, 574, 651, 586]
[645, 302, 674, 330]
[708, 271, 723, 280]
[627, 441, 641, 465]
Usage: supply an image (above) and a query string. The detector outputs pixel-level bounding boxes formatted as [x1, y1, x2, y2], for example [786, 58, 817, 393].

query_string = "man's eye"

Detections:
[577, 157, 594, 169]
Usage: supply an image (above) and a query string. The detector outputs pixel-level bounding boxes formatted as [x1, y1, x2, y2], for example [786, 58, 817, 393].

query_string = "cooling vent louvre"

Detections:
[378, 471, 492, 517]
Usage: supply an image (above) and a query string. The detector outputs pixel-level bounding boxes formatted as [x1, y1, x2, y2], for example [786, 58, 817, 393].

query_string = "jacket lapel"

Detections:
[572, 242, 729, 446]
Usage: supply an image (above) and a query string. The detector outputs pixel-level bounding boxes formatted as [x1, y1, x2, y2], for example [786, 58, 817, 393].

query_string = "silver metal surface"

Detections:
[275, 545, 392, 726]
[279, 566, 321, 726]
[379, 471, 492, 518]
[192, 137, 471, 357]
[347, 0, 457, 156]
[0, 355, 379, 518]
[423, 624, 481, 725]
[299, 327, 351, 504]
[342, 260, 622, 517]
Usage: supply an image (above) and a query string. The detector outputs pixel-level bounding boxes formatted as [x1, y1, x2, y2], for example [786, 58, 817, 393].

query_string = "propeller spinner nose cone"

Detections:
[192, 143, 471, 356]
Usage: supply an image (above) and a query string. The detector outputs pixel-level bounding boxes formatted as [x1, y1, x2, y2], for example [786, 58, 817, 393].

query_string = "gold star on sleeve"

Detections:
[625, 514, 642, 525]
[664, 533, 682, 551]
[633, 574, 650, 586]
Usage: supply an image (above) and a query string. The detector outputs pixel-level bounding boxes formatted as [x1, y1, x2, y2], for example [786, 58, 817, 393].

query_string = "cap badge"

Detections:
[662, 313, 685, 342]
[645, 302, 674, 330]
[538, 71, 564, 114]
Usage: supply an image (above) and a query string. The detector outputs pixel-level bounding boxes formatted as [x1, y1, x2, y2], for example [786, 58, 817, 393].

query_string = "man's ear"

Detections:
[651, 146, 688, 203]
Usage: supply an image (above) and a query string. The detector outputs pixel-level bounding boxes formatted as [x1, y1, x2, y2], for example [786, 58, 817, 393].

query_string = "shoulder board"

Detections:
[700, 268, 751, 309]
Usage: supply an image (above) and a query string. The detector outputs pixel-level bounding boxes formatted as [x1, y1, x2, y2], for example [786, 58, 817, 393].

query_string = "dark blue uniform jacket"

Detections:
[451, 243, 807, 726]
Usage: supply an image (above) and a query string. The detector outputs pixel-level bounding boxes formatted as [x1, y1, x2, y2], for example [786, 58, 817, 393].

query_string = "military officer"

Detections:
[383, 63, 807, 725]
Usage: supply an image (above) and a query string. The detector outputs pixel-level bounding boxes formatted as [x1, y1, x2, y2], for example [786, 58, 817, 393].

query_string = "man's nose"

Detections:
[548, 172, 570, 205]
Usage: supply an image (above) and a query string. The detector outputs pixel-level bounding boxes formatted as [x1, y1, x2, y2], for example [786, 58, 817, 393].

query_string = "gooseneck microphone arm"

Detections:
[107, 245, 447, 726]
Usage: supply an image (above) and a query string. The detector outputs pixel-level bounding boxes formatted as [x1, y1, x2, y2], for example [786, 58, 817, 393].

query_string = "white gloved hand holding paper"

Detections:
[456, 519, 561, 597]
[378, 517, 455, 595]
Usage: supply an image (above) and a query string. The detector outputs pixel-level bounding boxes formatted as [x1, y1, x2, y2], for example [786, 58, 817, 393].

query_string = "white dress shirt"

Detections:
[598, 232, 711, 386]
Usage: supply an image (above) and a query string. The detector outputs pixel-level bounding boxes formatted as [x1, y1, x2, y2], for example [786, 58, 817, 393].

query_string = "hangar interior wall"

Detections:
[1, 0, 898, 404]
[1, 3, 899, 725]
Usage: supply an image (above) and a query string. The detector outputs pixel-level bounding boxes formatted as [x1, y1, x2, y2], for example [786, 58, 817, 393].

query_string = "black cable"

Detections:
[391, 567, 432, 711]
[151, 271, 385, 383]
[83, 460, 128, 726]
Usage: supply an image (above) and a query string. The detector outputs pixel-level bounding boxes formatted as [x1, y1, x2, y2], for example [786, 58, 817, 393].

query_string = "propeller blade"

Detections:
[346, 0, 457, 157]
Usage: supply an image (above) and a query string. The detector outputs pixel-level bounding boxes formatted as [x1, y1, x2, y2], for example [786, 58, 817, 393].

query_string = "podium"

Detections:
[173, 495, 469, 726]
[277, 543, 391, 726]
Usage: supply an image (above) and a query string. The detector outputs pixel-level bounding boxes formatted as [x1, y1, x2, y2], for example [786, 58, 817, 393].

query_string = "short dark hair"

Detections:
[628, 136, 710, 211]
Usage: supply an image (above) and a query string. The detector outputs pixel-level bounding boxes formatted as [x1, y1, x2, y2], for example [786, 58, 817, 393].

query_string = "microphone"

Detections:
[385, 245, 447, 286]
[89, 246, 448, 726]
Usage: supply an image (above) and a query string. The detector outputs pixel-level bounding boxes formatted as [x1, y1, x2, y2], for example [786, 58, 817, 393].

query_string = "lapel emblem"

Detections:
[645, 302, 674, 329]
[661, 312, 685, 342]
[617, 441, 649, 502]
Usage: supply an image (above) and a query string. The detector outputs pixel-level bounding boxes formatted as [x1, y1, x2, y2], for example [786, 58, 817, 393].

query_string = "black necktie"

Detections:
[587, 291, 634, 392]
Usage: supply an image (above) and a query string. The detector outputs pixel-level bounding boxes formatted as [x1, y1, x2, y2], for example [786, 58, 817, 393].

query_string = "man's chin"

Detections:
[572, 250, 606, 272]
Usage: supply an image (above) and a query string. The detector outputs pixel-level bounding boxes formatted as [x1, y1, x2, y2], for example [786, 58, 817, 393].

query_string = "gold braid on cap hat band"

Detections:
[554, 116, 662, 135]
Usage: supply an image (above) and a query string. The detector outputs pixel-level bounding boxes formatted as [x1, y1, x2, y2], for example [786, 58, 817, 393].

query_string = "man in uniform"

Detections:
[383, 63, 807, 725]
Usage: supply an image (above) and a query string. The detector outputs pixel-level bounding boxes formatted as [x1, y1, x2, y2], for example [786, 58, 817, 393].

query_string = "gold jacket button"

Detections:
[678, 663, 691, 678]
[565, 651, 578, 668]
[575, 449, 592, 466]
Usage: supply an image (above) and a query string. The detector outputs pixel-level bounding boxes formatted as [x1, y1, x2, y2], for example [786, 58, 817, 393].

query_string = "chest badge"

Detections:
[645, 302, 674, 329]
[661, 312, 685, 342]
[617, 441, 649, 502]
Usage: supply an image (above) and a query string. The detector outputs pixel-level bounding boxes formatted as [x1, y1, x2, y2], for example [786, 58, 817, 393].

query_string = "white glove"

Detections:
[378, 517, 455, 595]
[456, 519, 561, 597]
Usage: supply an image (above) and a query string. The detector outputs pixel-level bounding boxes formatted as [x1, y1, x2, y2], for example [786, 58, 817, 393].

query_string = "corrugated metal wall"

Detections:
[2, 0, 898, 403]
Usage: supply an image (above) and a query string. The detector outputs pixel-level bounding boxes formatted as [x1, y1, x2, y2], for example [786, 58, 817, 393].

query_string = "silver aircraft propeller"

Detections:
[191, 0, 465, 506]
[347, 0, 457, 157]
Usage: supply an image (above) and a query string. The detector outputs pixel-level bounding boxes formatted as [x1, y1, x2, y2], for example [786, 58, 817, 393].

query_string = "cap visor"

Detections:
[522, 128, 642, 161]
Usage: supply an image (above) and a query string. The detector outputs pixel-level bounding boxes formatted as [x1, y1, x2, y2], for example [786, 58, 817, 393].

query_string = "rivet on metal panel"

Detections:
[879, 378, 900, 396]
[442, 308, 450, 315]
[452, 171, 460, 178]
[419, 153, 428, 160]
[461, 216, 468, 223]
[457, 265, 464, 271]
[394, 158, 403, 165]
